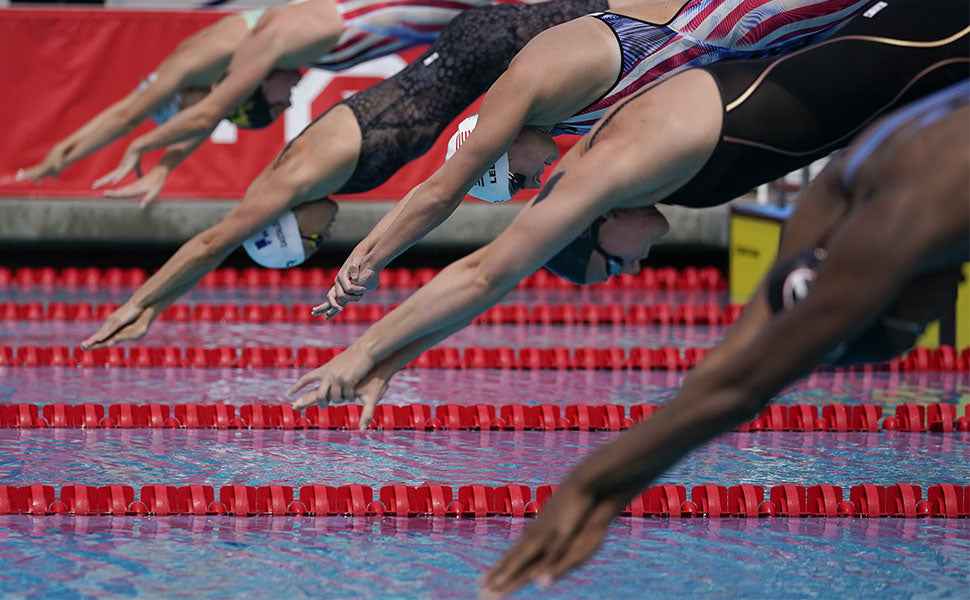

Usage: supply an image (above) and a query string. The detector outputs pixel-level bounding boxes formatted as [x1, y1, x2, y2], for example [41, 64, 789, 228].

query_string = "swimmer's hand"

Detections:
[482, 480, 622, 598]
[351, 360, 395, 431]
[311, 256, 380, 320]
[17, 143, 71, 182]
[81, 303, 156, 350]
[93, 145, 142, 191]
[287, 349, 376, 419]
[101, 165, 169, 209]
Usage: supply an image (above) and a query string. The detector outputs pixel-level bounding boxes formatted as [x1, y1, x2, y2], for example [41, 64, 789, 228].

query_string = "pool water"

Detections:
[1, 284, 968, 598]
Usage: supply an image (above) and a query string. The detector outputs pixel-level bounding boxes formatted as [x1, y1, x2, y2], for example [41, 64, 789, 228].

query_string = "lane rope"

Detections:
[2, 401, 967, 432]
[1, 482, 966, 518]
[1, 344, 966, 371]
[0, 266, 726, 291]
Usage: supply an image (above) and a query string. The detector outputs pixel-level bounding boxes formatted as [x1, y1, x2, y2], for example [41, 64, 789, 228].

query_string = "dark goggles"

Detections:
[509, 172, 527, 197]
[301, 233, 323, 252]
[226, 87, 279, 129]
[594, 242, 624, 278]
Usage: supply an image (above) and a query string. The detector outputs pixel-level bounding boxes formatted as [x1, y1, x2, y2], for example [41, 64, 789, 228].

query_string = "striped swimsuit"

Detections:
[244, 0, 495, 72]
[552, 0, 876, 135]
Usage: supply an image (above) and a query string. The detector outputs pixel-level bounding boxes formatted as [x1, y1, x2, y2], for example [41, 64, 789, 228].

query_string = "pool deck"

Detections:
[0, 195, 736, 251]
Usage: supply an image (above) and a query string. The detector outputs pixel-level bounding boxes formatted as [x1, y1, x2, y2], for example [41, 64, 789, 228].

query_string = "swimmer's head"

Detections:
[446, 114, 558, 202]
[243, 197, 338, 268]
[227, 68, 303, 129]
[544, 206, 670, 285]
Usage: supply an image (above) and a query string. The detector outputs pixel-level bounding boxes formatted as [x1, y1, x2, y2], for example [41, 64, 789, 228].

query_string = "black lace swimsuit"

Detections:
[334, 0, 607, 194]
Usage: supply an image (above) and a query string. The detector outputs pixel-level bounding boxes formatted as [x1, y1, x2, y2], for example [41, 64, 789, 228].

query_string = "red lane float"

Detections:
[0, 266, 727, 291]
[1, 482, 965, 518]
[1, 344, 967, 372]
[1, 402, 966, 433]
[0, 300, 742, 326]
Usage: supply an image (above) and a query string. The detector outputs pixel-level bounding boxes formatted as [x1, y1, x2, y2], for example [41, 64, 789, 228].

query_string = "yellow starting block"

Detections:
[729, 203, 969, 349]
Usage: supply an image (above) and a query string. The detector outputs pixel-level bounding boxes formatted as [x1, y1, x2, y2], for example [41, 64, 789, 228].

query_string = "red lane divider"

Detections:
[0, 266, 726, 291]
[1, 344, 967, 371]
[2, 402, 967, 432]
[0, 301, 742, 326]
[2, 482, 966, 518]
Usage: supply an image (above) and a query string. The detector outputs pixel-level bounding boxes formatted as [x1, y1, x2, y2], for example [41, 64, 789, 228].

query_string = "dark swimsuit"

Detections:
[587, 0, 969, 208]
[547, 0, 968, 284]
[334, 0, 607, 194]
[662, 0, 970, 207]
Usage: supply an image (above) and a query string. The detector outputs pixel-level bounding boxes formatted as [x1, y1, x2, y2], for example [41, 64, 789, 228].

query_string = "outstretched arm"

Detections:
[316, 22, 618, 315]
[17, 15, 244, 182]
[80, 170, 298, 349]
[482, 173, 970, 597]
[290, 135, 642, 408]
[99, 0, 342, 184]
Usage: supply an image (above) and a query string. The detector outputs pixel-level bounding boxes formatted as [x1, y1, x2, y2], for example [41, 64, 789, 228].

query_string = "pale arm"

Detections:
[317, 26, 616, 314]
[81, 186, 295, 349]
[16, 15, 240, 181]
[114, 1, 340, 157]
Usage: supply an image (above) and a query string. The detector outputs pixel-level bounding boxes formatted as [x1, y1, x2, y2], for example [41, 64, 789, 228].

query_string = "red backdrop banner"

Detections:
[0, 8, 575, 202]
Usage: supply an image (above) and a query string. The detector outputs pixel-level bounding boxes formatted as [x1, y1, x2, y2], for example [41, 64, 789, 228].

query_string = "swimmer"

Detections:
[286, 0, 967, 422]
[16, 0, 494, 206]
[80, 0, 632, 349]
[482, 79, 970, 597]
[315, 0, 878, 317]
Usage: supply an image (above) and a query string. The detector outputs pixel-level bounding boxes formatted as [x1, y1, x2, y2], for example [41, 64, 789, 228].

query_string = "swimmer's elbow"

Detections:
[186, 108, 222, 134]
[194, 225, 235, 263]
[420, 180, 464, 214]
[467, 257, 520, 299]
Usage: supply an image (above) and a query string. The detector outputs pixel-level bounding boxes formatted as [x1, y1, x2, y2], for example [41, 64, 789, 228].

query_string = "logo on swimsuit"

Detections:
[782, 267, 817, 310]
[864, 1, 888, 18]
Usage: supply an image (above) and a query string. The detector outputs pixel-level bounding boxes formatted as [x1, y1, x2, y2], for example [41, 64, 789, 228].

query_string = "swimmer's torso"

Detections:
[337, 0, 608, 193]
[552, 0, 876, 134]
[659, 0, 970, 208]
[243, 0, 495, 72]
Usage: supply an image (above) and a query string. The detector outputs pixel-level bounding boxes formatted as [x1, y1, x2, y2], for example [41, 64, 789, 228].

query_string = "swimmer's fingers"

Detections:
[287, 370, 326, 408]
[315, 283, 354, 321]
[16, 163, 53, 183]
[101, 171, 166, 208]
[355, 368, 391, 432]
[310, 299, 333, 318]
[483, 486, 615, 597]
[93, 150, 140, 190]
[335, 256, 366, 291]
[288, 368, 353, 408]
[482, 525, 559, 597]
[538, 500, 615, 585]
[309, 285, 343, 320]
[332, 276, 366, 306]
[81, 304, 144, 350]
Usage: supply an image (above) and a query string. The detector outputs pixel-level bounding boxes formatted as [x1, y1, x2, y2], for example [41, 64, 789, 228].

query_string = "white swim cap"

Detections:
[446, 114, 513, 203]
[242, 210, 306, 269]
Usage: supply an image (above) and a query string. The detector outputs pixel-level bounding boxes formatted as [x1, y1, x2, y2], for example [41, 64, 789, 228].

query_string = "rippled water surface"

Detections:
[1, 287, 968, 598]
